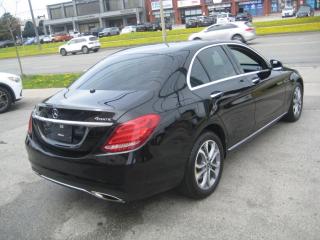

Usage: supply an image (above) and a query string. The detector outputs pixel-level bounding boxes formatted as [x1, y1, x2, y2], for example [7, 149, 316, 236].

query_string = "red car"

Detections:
[53, 33, 73, 42]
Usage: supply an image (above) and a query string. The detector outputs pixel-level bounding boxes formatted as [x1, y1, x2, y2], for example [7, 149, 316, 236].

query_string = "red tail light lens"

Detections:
[245, 27, 254, 31]
[28, 114, 33, 135]
[101, 114, 160, 153]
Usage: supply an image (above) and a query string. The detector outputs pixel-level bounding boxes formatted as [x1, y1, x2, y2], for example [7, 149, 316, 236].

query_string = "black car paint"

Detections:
[26, 41, 303, 202]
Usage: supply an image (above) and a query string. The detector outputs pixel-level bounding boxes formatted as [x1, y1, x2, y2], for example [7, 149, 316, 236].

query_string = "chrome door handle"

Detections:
[210, 91, 224, 99]
[252, 78, 260, 84]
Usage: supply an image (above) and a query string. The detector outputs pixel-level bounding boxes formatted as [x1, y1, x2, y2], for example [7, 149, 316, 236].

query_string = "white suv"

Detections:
[59, 35, 101, 56]
[0, 72, 23, 113]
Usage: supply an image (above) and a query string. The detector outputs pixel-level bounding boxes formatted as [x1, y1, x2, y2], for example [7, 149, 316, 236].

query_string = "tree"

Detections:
[0, 12, 21, 41]
[22, 21, 35, 38]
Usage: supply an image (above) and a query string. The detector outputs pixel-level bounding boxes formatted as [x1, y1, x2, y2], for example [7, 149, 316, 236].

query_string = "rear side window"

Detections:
[190, 46, 236, 88]
[220, 24, 237, 30]
[89, 37, 97, 41]
[73, 54, 174, 91]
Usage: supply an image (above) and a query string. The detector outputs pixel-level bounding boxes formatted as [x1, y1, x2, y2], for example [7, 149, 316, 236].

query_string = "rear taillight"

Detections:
[101, 114, 160, 153]
[245, 27, 254, 31]
[28, 114, 33, 135]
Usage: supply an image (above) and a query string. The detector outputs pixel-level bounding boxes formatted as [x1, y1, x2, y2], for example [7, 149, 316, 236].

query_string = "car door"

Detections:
[225, 44, 287, 130]
[188, 45, 256, 147]
[66, 39, 76, 52]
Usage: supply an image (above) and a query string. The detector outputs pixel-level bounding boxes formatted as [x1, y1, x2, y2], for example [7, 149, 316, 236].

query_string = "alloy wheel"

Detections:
[293, 86, 302, 117]
[194, 140, 221, 190]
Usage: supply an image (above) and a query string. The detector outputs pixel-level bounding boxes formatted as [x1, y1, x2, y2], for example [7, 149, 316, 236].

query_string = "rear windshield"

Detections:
[89, 37, 97, 41]
[72, 54, 174, 91]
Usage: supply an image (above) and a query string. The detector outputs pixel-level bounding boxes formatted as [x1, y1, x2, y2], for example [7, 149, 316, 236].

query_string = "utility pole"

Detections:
[9, 27, 24, 76]
[159, 0, 167, 43]
[0, 3, 24, 76]
[28, 0, 41, 50]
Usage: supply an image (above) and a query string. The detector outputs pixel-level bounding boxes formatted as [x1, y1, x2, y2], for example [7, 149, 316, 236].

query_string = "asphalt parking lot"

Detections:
[0, 33, 320, 240]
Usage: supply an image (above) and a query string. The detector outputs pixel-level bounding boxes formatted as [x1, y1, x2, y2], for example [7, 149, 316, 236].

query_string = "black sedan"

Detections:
[26, 41, 304, 203]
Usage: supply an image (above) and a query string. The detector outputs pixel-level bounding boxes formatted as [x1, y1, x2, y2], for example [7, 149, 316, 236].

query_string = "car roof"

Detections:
[112, 41, 242, 56]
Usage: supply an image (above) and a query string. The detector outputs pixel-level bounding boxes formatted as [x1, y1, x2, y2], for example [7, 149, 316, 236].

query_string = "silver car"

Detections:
[188, 22, 256, 43]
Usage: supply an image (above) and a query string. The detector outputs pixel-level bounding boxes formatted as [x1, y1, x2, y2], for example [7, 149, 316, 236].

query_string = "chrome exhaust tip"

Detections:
[91, 191, 125, 203]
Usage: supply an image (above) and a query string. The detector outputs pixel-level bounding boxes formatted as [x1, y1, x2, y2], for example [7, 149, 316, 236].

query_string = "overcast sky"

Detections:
[0, 0, 67, 20]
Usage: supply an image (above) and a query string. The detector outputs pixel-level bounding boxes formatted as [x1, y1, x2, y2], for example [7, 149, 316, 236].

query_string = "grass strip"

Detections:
[22, 73, 81, 89]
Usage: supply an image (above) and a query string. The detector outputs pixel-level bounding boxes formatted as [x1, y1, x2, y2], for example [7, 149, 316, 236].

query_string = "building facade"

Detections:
[145, 0, 319, 23]
[44, 0, 146, 34]
[146, 0, 208, 24]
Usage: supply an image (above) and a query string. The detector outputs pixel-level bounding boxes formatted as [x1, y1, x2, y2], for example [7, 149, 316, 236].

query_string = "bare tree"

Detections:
[0, 2, 24, 76]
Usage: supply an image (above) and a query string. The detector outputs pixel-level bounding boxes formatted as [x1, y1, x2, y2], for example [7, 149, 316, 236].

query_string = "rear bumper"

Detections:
[25, 134, 184, 202]
[243, 32, 256, 42]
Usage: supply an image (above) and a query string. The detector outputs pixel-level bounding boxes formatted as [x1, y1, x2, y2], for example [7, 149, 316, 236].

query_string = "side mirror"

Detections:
[270, 59, 283, 70]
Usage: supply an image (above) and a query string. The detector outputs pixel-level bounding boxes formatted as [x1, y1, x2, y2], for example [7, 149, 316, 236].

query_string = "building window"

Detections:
[180, 7, 202, 23]
[76, 1, 100, 16]
[124, 0, 142, 9]
[65, 5, 74, 17]
[104, 0, 123, 11]
[50, 7, 63, 19]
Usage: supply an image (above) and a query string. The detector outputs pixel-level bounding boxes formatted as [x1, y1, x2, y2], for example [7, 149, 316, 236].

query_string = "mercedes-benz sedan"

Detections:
[26, 41, 304, 203]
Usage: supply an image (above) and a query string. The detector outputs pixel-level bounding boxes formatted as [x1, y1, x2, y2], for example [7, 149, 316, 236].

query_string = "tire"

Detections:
[60, 48, 67, 56]
[232, 34, 245, 43]
[82, 46, 89, 54]
[93, 48, 99, 53]
[179, 131, 224, 199]
[193, 37, 201, 40]
[0, 86, 13, 113]
[283, 82, 303, 122]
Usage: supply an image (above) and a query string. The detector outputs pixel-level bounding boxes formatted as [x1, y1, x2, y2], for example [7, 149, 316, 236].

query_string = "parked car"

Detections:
[216, 12, 235, 24]
[98, 27, 120, 37]
[186, 17, 215, 28]
[90, 28, 104, 37]
[23, 37, 35, 45]
[0, 40, 15, 48]
[235, 12, 253, 22]
[188, 22, 256, 43]
[136, 22, 154, 32]
[186, 18, 198, 28]
[0, 72, 22, 113]
[42, 35, 53, 43]
[120, 26, 137, 34]
[69, 31, 81, 38]
[151, 21, 173, 30]
[26, 41, 304, 202]
[296, 4, 314, 17]
[59, 35, 100, 56]
[196, 16, 216, 27]
[281, 7, 295, 17]
[53, 33, 73, 42]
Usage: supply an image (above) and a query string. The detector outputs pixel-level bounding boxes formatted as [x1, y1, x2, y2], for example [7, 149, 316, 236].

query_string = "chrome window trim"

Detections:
[187, 42, 270, 91]
[33, 114, 113, 127]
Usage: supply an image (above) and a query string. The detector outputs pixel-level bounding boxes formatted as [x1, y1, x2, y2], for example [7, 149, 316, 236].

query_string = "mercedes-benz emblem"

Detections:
[52, 108, 59, 119]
